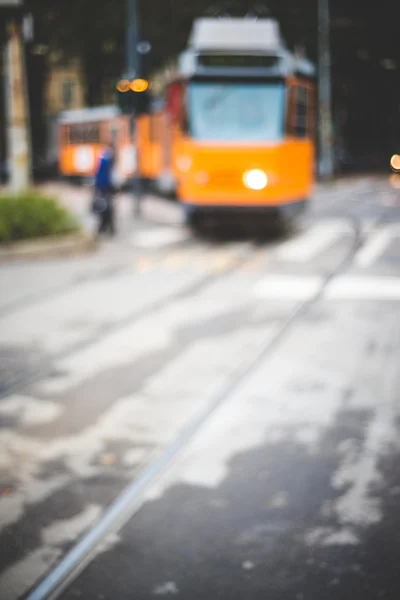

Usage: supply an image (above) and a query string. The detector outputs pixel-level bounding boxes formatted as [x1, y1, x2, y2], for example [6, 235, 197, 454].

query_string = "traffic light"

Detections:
[116, 78, 151, 115]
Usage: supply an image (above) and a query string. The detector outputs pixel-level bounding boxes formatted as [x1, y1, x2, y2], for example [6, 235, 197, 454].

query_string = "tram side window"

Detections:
[296, 86, 308, 138]
[69, 123, 100, 145]
[286, 85, 297, 136]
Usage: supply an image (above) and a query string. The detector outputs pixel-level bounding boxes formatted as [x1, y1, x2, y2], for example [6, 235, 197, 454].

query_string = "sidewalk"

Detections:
[36, 182, 183, 238]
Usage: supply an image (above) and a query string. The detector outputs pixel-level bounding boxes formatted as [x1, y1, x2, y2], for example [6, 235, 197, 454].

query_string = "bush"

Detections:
[0, 192, 80, 244]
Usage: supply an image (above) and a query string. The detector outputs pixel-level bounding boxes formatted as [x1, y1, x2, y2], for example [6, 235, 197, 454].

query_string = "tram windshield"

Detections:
[188, 81, 285, 142]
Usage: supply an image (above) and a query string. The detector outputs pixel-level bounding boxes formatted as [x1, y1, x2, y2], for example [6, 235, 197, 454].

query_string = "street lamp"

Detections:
[126, 0, 142, 218]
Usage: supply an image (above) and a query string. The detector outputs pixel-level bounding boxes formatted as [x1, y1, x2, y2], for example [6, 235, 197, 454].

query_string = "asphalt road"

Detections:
[1, 175, 400, 600]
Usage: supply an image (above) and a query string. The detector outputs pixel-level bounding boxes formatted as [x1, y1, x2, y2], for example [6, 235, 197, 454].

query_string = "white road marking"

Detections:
[363, 217, 380, 233]
[42, 504, 102, 546]
[0, 396, 62, 427]
[327, 275, 400, 300]
[304, 527, 359, 547]
[0, 327, 278, 530]
[330, 329, 399, 527]
[0, 505, 102, 600]
[354, 227, 395, 267]
[275, 221, 346, 263]
[254, 275, 322, 301]
[0, 548, 62, 600]
[153, 582, 179, 596]
[255, 275, 400, 302]
[130, 227, 190, 249]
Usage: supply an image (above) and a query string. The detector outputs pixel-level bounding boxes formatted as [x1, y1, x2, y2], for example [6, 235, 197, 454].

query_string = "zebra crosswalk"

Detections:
[129, 218, 400, 274]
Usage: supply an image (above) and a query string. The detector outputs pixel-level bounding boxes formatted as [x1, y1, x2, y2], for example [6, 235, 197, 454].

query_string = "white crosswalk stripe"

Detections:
[254, 274, 400, 302]
[354, 229, 394, 268]
[130, 227, 191, 249]
[274, 220, 348, 263]
[327, 275, 400, 301]
[254, 275, 322, 300]
[354, 224, 400, 268]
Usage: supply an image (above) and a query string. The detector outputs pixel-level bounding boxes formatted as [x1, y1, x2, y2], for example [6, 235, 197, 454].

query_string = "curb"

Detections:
[0, 232, 97, 263]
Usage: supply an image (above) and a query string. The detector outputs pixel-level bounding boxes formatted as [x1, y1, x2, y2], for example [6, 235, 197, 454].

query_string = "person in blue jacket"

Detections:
[94, 143, 116, 235]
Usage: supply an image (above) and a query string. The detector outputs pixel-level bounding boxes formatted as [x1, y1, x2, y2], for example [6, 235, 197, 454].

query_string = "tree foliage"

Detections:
[25, 0, 125, 105]
[2, 0, 397, 168]
[4, 0, 400, 106]
[23, 0, 318, 106]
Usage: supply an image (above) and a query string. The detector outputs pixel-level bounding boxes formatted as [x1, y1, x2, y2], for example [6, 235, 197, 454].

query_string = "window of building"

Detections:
[62, 80, 75, 110]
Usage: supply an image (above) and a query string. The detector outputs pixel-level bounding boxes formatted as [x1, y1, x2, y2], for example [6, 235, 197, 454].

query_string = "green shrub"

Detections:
[0, 192, 80, 244]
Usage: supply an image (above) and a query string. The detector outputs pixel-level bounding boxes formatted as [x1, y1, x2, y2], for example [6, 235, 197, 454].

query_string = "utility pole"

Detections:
[318, 0, 334, 179]
[4, 8, 32, 193]
[126, 0, 142, 218]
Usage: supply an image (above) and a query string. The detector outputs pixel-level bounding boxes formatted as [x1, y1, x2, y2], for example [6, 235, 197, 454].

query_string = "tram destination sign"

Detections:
[198, 54, 279, 69]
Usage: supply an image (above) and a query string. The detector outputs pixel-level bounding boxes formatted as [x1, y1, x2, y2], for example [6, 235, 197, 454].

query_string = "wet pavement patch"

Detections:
[61, 420, 400, 600]
[0, 345, 46, 395]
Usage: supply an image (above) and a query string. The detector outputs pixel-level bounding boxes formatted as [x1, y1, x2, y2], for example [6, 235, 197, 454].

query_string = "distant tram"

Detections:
[57, 106, 136, 182]
[58, 14, 317, 227]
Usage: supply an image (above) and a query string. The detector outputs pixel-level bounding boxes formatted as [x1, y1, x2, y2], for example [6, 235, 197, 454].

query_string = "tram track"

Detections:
[0, 229, 196, 320]
[22, 207, 376, 600]
[2, 182, 394, 400]
[0, 264, 128, 320]
[0, 236, 274, 400]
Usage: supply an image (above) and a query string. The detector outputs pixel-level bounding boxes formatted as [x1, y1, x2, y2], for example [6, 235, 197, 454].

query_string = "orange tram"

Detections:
[58, 15, 317, 227]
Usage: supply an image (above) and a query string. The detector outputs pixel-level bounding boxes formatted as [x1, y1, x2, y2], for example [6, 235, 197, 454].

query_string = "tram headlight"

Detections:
[243, 169, 268, 190]
[177, 156, 192, 172]
[390, 154, 400, 172]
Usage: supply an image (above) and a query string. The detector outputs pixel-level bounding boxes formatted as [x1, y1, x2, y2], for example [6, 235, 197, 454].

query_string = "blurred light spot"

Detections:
[117, 79, 131, 93]
[242, 560, 255, 570]
[243, 169, 268, 190]
[390, 154, 400, 172]
[177, 156, 192, 172]
[130, 79, 149, 92]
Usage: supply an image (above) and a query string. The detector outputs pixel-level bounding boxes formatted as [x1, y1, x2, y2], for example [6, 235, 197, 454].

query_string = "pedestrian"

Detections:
[93, 143, 116, 236]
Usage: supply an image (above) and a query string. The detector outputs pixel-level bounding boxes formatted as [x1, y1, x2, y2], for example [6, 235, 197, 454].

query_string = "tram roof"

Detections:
[179, 17, 315, 79]
[189, 17, 282, 53]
